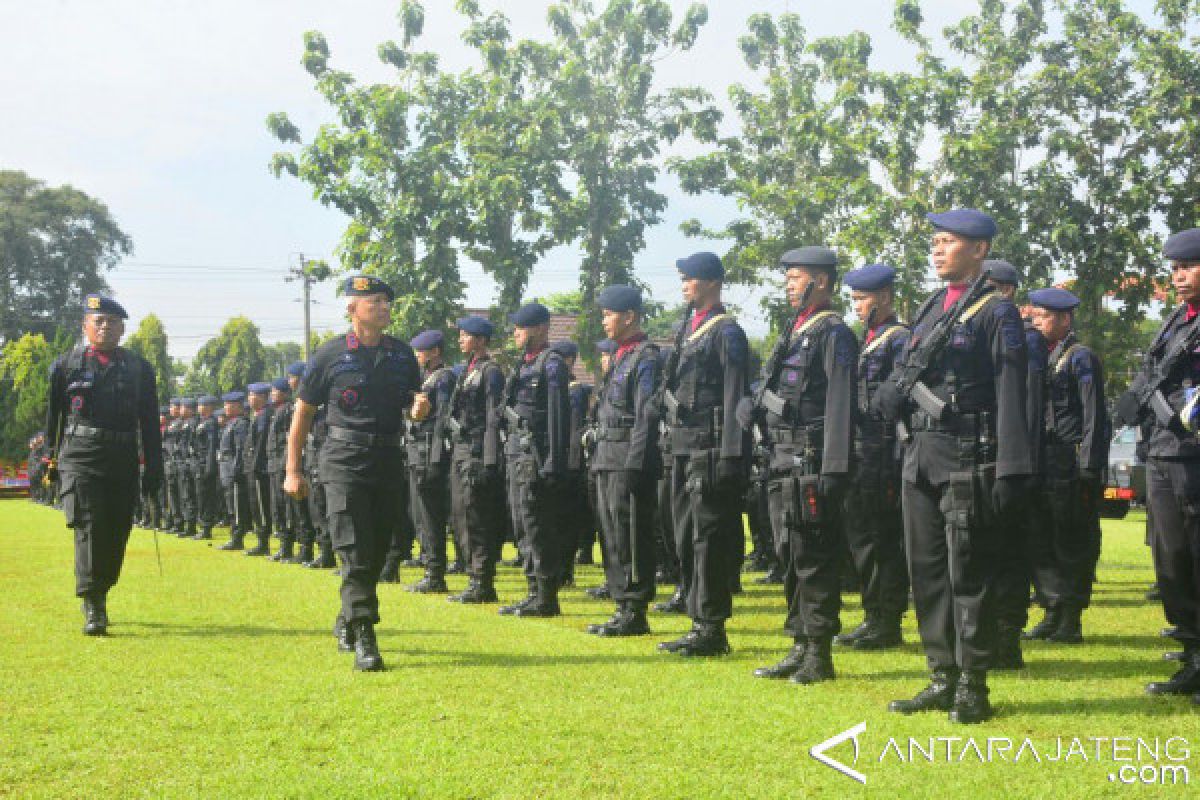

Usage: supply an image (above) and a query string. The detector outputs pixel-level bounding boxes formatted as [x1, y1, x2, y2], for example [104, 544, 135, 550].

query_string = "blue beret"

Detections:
[844, 263, 895, 291]
[676, 251, 724, 280]
[83, 293, 128, 319]
[510, 302, 550, 327]
[1028, 287, 1080, 311]
[926, 209, 997, 240]
[984, 259, 1020, 286]
[410, 329, 444, 351]
[457, 315, 494, 337]
[198, 395, 220, 406]
[179, 397, 197, 408]
[222, 391, 245, 404]
[1165, 228, 1200, 261]
[596, 339, 616, 354]
[342, 274, 395, 301]
[168, 397, 182, 406]
[550, 340, 579, 358]
[598, 284, 643, 312]
[781, 246, 837, 270]
[271, 377, 291, 392]
[247, 382, 271, 395]
[286, 361, 306, 377]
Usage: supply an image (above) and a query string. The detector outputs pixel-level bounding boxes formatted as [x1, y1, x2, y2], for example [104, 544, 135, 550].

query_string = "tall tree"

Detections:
[0, 331, 64, 459]
[189, 317, 267, 395]
[124, 314, 173, 404]
[0, 170, 131, 345]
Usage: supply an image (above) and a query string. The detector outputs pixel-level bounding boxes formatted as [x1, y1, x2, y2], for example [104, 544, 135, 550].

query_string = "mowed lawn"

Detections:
[0, 499, 1194, 798]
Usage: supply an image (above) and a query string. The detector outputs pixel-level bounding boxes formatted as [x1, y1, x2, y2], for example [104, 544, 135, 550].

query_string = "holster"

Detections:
[684, 448, 716, 497]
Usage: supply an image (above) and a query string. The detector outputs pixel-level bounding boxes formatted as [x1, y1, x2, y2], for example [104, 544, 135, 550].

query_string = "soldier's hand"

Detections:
[411, 393, 432, 421]
[284, 471, 309, 500]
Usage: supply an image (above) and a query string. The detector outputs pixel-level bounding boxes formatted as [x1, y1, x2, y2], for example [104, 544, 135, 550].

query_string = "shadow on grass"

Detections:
[123, 621, 449, 638]
[1008, 695, 1191, 717]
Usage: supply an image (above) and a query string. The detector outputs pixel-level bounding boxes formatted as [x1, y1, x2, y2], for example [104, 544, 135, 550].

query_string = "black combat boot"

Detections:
[244, 533, 270, 556]
[500, 580, 539, 615]
[449, 577, 498, 604]
[835, 617, 872, 647]
[515, 580, 561, 618]
[378, 557, 401, 583]
[991, 625, 1026, 670]
[948, 670, 993, 724]
[576, 546, 594, 565]
[81, 593, 109, 636]
[657, 626, 701, 653]
[333, 615, 355, 652]
[587, 607, 626, 635]
[1146, 649, 1200, 696]
[753, 563, 785, 585]
[889, 668, 959, 714]
[753, 641, 807, 680]
[1022, 607, 1061, 640]
[653, 588, 686, 614]
[1047, 605, 1084, 644]
[218, 532, 244, 551]
[676, 623, 731, 657]
[184, 521, 197, 538]
[407, 569, 449, 594]
[352, 620, 384, 672]
[854, 616, 904, 651]
[596, 607, 651, 638]
[269, 537, 294, 563]
[584, 585, 612, 600]
[289, 543, 313, 564]
[193, 526, 213, 540]
[306, 543, 336, 569]
[791, 636, 835, 684]
[446, 561, 466, 575]
[402, 556, 423, 568]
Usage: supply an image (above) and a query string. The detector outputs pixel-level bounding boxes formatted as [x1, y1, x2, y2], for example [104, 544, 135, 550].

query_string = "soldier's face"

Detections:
[198, 404, 214, 418]
[181, 407, 194, 419]
[170, 405, 181, 418]
[988, 280, 1017, 300]
[1030, 307, 1071, 341]
[681, 276, 720, 306]
[601, 308, 637, 341]
[83, 313, 124, 350]
[415, 347, 440, 369]
[851, 289, 891, 325]
[224, 402, 241, 418]
[288, 375, 300, 392]
[514, 324, 547, 351]
[1171, 261, 1200, 303]
[349, 292, 392, 330]
[786, 268, 828, 308]
[270, 389, 287, 406]
[931, 233, 988, 283]
[248, 394, 266, 411]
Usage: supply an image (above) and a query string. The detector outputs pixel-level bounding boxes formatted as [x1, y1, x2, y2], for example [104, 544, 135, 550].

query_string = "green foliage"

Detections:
[124, 315, 173, 404]
[187, 317, 268, 395]
[0, 170, 132, 346]
[263, 341, 304, 379]
[0, 331, 68, 459]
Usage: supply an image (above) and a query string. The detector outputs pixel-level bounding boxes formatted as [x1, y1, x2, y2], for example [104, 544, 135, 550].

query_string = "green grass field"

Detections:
[0, 499, 1195, 798]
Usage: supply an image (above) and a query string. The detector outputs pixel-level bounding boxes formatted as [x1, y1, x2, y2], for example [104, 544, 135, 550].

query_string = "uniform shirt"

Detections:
[217, 416, 250, 485]
[503, 347, 571, 475]
[667, 309, 750, 459]
[266, 401, 293, 473]
[566, 381, 595, 472]
[407, 362, 457, 468]
[1133, 304, 1200, 460]
[1044, 332, 1108, 471]
[593, 339, 660, 473]
[192, 413, 221, 477]
[46, 345, 162, 482]
[450, 355, 505, 467]
[244, 406, 273, 478]
[857, 318, 910, 443]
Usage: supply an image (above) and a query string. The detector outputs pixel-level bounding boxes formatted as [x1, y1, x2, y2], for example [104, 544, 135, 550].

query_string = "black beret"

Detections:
[597, 284, 642, 312]
[780, 246, 837, 270]
[221, 391, 245, 403]
[457, 316, 494, 337]
[197, 395, 220, 406]
[983, 259, 1021, 286]
[179, 397, 197, 408]
[843, 263, 895, 291]
[83, 294, 128, 319]
[510, 302, 550, 327]
[410, 329, 445, 351]
[247, 382, 271, 395]
[550, 340, 579, 358]
[271, 377, 291, 393]
[342, 274, 395, 301]
[926, 209, 997, 240]
[1164, 228, 1200, 261]
[1028, 287, 1080, 311]
[286, 361, 306, 377]
[169, 397, 182, 406]
[676, 251, 724, 280]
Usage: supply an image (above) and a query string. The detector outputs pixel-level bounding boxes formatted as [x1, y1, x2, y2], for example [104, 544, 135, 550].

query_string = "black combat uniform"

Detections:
[304, 407, 335, 568]
[163, 407, 183, 532]
[266, 388, 296, 561]
[176, 400, 199, 537]
[217, 400, 252, 550]
[405, 348, 457, 592]
[562, 368, 595, 585]
[190, 401, 222, 539]
[244, 389, 274, 556]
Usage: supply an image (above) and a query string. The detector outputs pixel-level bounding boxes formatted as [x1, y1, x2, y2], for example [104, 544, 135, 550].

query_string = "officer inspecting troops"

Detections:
[1119, 227, 1200, 703]
[217, 391, 252, 551]
[877, 209, 1032, 724]
[586, 285, 662, 637]
[190, 394, 222, 540]
[45, 294, 163, 635]
[657, 252, 751, 658]
[745, 246, 856, 684]
[406, 329, 457, 594]
[285, 274, 420, 672]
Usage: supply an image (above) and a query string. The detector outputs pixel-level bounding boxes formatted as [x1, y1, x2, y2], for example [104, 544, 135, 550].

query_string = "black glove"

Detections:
[818, 473, 847, 502]
[873, 380, 904, 420]
[735, 397, 756, 431]
[715, 457, 746, 493]
[991, 476, 1025, 516]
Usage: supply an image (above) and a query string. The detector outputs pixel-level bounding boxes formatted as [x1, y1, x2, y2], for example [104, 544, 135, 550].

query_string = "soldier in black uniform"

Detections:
[266, 377, 296, 562]
[280, 363, 317, 563]
[1023, 287, 1108, 644]
[303, 405, 336, 569]
[498, 302, 572, 618]
[405, 329, 457, 593]
[553, 340, 595, 587]
[153, 406, 169, 528]
[286, 275, 420, 671]
[878, 209, 1032, 724]
[445, 315, 506, 604]
[586, 286, 661, 637]
[174, 398, 199, 537]
[217, 392, 252, 551]
[244, 383, 274, 557]
[46, 294, 162, 635]
[581, 339, 617, 602]
[163, 398, 183, 532]
[747, 246, 856, 683]
[835, 263, 910, 652]
[190, 395, 222, 540]
[657, 252, 751, 657]
[1117, 228, 1200, 702]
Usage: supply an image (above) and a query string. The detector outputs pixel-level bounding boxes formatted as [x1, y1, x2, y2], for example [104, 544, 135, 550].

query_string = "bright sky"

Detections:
[2, 0, 974, 361]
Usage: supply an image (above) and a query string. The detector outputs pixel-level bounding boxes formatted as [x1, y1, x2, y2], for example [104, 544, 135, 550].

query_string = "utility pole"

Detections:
[286, 253, 315, 362]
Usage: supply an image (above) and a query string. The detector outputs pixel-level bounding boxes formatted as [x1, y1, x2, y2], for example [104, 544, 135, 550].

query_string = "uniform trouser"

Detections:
[223, 477, 251, 534]
[746, 477, 774, 564]
[178, 466, 197, 523]
[248, 472, 272, 535]
[386, 481, 416, 561]
[656, 467, 678, 576]
[902, 471, 999, 671]
[842, 464, 909, 621]
[579, 471, 601, 559]
[767, 467, 843, 638]
[993, 489, 1045, 633]
[60, 469, 138, 597]
[1031, 453, 1102, 610]
[562, 470, 593, 574]
[325, 479, 401, 624]
[269, 470, 291, 538]
[164, 466, 180, 525]
[1146, 457, 1200, 646]
[507, 463, 527, 562]
[514, 458, 570, 584]
[307, 474, 329, 549]
[450, 453, 503, 579]
[596, 471, 658, 608]
[194, 469, 222, 528]
[670, 453, 742, 625]
[408, 465, 450, 572]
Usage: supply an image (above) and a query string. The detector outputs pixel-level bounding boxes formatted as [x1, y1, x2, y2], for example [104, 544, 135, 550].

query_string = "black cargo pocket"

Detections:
[324, 488, 353, 548]
[941, 471, 975, 559]
[59, 477, 87, 528]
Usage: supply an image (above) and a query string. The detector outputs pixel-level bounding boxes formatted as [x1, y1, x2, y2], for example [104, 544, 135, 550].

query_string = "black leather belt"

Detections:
[66, 424, 136, 444]
[769, 426, 822, 447]
[910, 410, 994, 437]
[326, 426, 403, 447]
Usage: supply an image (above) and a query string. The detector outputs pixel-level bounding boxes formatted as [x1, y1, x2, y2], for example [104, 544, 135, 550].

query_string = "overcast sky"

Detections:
[2, 0, 976, 361]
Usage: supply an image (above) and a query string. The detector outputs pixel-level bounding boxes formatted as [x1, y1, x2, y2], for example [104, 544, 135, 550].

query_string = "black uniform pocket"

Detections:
[324, 487, 353, 548]
[59, 476, 88, 528]
[940, 470, 976, 559]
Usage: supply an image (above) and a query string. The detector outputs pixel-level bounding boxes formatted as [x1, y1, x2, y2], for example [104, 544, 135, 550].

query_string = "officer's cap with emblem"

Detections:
[596, 339, 617, 355]
[676, 251, 724, 281]
[597, 284, 643, 313]
[780, 246, 838, 273]
[983, 259, 1020, 286]
[286, 361, 306, 377]
[410, 330, 445, 351]
[1164, 228, 1200, 261]
[342, 274, 395, 302]
[271, 377, 291, 393]
[222, 391, 245, 404]
[1028, 287, 1080, 312]
[247, 382, 271, 395]
[198, 395, 220, 406]
[926, 208, 997, 240]
[456, 315, 494, 338]
[510, 302, 550, 328]
[83, 293, 128, 319]
[550, 340, 579, 359]
[844, 263, 895, 291]
[180, 397, 197, 408]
